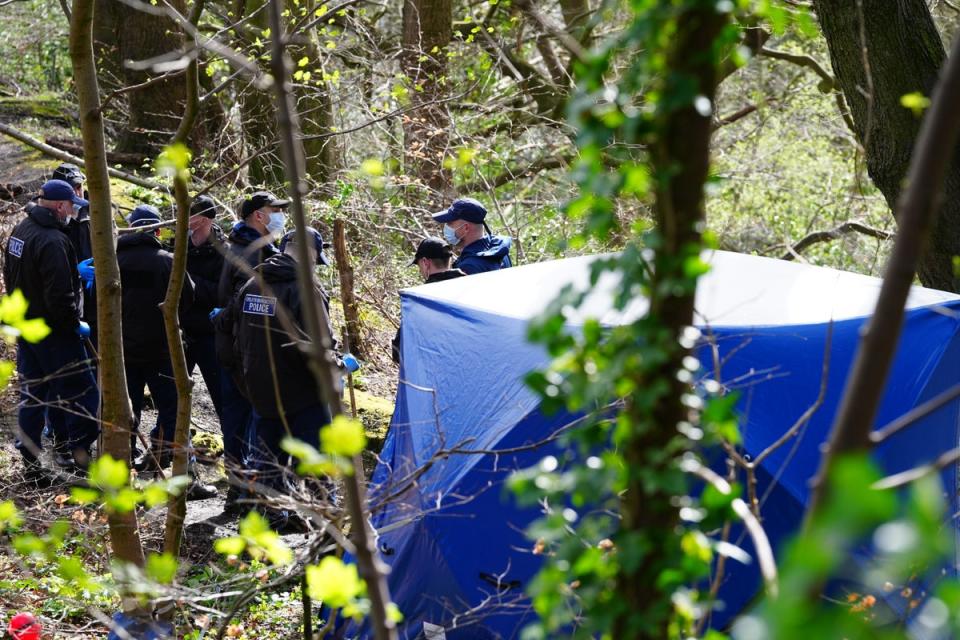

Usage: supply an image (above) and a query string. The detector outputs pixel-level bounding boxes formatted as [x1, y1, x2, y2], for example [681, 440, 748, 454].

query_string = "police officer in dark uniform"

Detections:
[3, 180, 99, 483]
[179, 195, 225, 418]
[212, 190, 287, 511]
[33, 164, 94, 467]
[51, 163, 92, 263]
[233, 227, 334, 500]
[391, 237, 465, 364]
[118, 205, 216, 499]
[432, 198, 512, 275]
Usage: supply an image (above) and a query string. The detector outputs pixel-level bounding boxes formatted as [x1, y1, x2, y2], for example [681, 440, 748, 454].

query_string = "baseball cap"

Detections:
[410, 236, 453, 265]
[239, 191, 290, 218]
[190, 194, 217, 219]
[279, 227, 330, 266]
[52, 163, 85, 188]
[127, 204, 162, 227]
[40, 179, 89, 207]
[432, 197, 487, 224]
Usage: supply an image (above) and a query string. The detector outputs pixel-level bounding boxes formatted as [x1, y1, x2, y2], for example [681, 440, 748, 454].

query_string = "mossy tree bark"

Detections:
[816, 0, 960, 292]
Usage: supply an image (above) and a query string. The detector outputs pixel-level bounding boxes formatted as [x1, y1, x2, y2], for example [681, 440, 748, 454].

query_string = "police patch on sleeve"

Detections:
[242, 294, 277, 316]
[7, 237, 23, 258]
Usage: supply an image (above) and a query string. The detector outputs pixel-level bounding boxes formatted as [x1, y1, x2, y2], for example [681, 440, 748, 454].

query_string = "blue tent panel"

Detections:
[347, 252, 960, 639]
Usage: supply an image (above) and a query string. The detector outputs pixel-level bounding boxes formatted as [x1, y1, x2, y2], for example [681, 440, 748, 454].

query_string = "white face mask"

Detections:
[71, 203, 81, 218]
[267, 212, 287, 235]
[443, 223, 462, 246]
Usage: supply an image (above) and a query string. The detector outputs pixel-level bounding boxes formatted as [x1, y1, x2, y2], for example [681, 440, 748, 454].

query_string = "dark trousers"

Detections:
[185, 333, 223, 418]
[17, 333, 99, 462]
[220, 369, 254, 472]
[125, 360, 178, 445]
[252, 403, 330, 487]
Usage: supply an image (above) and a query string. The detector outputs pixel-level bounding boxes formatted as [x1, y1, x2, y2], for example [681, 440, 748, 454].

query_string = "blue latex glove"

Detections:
[76, 321, 91, 338]
[78, 258, 95, 290]
[342, 353, 360, 373]
[209, 307, 222, 321]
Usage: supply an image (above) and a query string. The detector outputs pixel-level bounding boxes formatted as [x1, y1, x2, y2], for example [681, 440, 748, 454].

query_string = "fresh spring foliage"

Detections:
[511, 2, 960, 640]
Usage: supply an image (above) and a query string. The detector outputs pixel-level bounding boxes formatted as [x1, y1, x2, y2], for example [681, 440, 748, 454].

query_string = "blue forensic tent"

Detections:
[352, 251, 960, 639]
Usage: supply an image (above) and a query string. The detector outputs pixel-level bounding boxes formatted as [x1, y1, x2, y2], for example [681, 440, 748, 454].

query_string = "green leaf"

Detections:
[0, 289, 29, 324]
[146, 552, 178, 584]
[320, 415, 367, 457]
[13, 534, 45, 556]
[13, 318, 50, 343]
[360, 158, 384, 176]
[0, 361, 13, 388]
[305, 556, 367, 608]
[89, 455, 129, 491]
[155, 143, 193, 179]
[70, 487, 101, 504]
[900, 92, 930, 117]
[0, 500, 23, 531]
[214, 536, 246, 556]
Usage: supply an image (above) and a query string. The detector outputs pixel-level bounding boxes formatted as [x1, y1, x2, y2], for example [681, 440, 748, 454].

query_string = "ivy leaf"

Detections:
[320, 416, 367, 457]
[146, 552, 178, 584]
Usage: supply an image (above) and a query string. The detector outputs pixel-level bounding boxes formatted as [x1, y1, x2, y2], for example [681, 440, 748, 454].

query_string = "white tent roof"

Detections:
[404, 250, 960, 327]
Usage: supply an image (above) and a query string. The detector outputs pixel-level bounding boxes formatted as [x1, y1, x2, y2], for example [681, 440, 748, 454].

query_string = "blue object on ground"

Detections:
[106, 612, 173, 640]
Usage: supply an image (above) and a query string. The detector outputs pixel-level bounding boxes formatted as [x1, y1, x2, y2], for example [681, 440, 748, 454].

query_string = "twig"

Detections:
[873, 446, 960, 490]
[870, 381, 960, 444]
[779, 221, 893, 260]
[680, 457, 778, 598]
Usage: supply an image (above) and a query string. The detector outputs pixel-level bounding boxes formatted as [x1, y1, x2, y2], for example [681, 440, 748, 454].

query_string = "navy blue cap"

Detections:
[410, 236, 453, 265]
[127, 204, 162, 227]
[40, 179, 88, 207]
[432, 198, 487, 224]
[280, 227, 330, 266]
[190, 194, 217, 219]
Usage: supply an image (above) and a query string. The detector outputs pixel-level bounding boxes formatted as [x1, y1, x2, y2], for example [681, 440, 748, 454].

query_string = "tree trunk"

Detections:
[613, 5, 728, 637]
[815, 0, 960, 292]
[807, 15, 960, 524]
[70, 0, 145, 573]
[401, 0, 453, 210]
[113, 0, 188, 154]
[163, 0, 204, 572]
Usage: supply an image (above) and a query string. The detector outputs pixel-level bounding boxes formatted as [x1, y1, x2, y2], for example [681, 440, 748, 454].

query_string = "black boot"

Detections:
[185, 463, 217, 501]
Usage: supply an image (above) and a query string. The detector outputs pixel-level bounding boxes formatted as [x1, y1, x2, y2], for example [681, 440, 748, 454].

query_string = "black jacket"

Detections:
[3, 205, 82, 335]
[391, 269, 466, 364]
[178, 225, 225, 339]
[234, 253, 334, 419]
[115, 232, 194, 364]
[214, 222, 279, 369]
[217, 222, 279, 307]
[26, 198, 91, 261]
